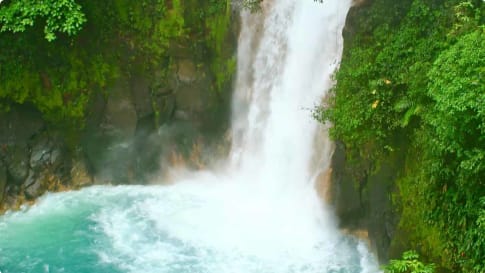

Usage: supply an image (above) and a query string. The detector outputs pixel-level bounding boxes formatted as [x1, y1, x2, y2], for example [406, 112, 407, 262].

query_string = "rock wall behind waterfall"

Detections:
[0, 14, 238, 213]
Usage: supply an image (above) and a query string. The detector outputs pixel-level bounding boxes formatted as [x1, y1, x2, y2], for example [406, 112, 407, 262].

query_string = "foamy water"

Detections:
[0, 1, 382, 272]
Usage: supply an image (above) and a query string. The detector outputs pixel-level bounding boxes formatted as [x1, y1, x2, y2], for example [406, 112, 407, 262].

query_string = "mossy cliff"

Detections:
[326, 1, 484, 272]
[0, 0, 238, 212]
[1, 1, 483, 272]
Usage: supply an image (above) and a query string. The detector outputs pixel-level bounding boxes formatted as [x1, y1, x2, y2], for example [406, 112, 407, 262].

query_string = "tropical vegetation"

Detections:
[319, 0, 484, 272]
[0, 0, 235, 129]
[1, 0, 483, 272]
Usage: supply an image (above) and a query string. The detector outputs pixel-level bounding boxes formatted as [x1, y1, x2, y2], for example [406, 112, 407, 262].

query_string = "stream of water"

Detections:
[0, 1, 381, 272]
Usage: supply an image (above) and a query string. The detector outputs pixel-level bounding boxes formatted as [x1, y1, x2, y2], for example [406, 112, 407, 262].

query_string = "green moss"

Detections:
[319, 1, 484, 272]
[205, 0, 236, 93]
[0, 0, 235, 130]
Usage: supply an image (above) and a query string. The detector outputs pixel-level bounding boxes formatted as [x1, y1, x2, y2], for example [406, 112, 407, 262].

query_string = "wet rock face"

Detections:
[0, 106, 44, 187]
[23, 133, 69, 200]
[82, 78, 139, 184]
[0, 107, 59, 206]
[330, 142, 400, 264]
[0, 121, 92, 210]
[0, 14, 237, 211]
[82, 51, 231, 185]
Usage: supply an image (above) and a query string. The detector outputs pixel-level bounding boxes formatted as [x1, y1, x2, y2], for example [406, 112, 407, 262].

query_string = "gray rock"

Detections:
[30, 137, 50, 170]
[24, 177, 42, 200]
[29, 133, 65, 172]
[6, 145, 30, 184]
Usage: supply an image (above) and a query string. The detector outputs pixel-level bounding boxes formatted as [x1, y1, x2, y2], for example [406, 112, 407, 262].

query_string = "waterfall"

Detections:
[230, 0, 348, 195]
[0, 1, 382, 272]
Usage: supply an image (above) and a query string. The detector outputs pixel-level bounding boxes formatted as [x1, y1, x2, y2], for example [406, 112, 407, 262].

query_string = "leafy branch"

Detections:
[385, 251, 435, 273]
[0, 0, 86, 41]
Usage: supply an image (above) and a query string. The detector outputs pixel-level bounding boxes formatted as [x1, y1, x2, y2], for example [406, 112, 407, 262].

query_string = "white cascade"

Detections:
[0, 1, 383, 272]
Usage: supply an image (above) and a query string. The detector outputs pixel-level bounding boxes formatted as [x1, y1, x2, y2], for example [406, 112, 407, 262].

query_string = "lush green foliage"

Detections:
[385, 251, 435, 273]
[205, 0, 236, 92]
[0, 0, 86, 41]
[423, 29, 484, 270]
[0, 0, 235, 128]
[319, 0, 484, 272]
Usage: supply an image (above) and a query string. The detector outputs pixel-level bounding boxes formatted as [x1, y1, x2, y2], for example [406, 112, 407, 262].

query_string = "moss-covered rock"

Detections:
[0, 0, 237, 216]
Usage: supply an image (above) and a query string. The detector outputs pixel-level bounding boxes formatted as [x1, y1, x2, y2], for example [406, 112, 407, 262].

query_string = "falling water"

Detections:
[0, 1, 381, 272]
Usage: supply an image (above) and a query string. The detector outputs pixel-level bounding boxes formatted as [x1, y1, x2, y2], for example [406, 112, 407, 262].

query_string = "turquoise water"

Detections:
[0, 188, 119, 273]
[0, 185, 379, 273]
[0, 1, 379, 271]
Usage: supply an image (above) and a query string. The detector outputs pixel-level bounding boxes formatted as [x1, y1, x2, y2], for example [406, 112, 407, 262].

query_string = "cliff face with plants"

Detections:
[0, 0, 238, 211]
[324, 0, 484, 272]
[1, 0, 484, 272]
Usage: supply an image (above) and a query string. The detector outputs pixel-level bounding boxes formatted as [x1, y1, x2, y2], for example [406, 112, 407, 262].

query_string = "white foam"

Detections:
[0, 1, 382, 272]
